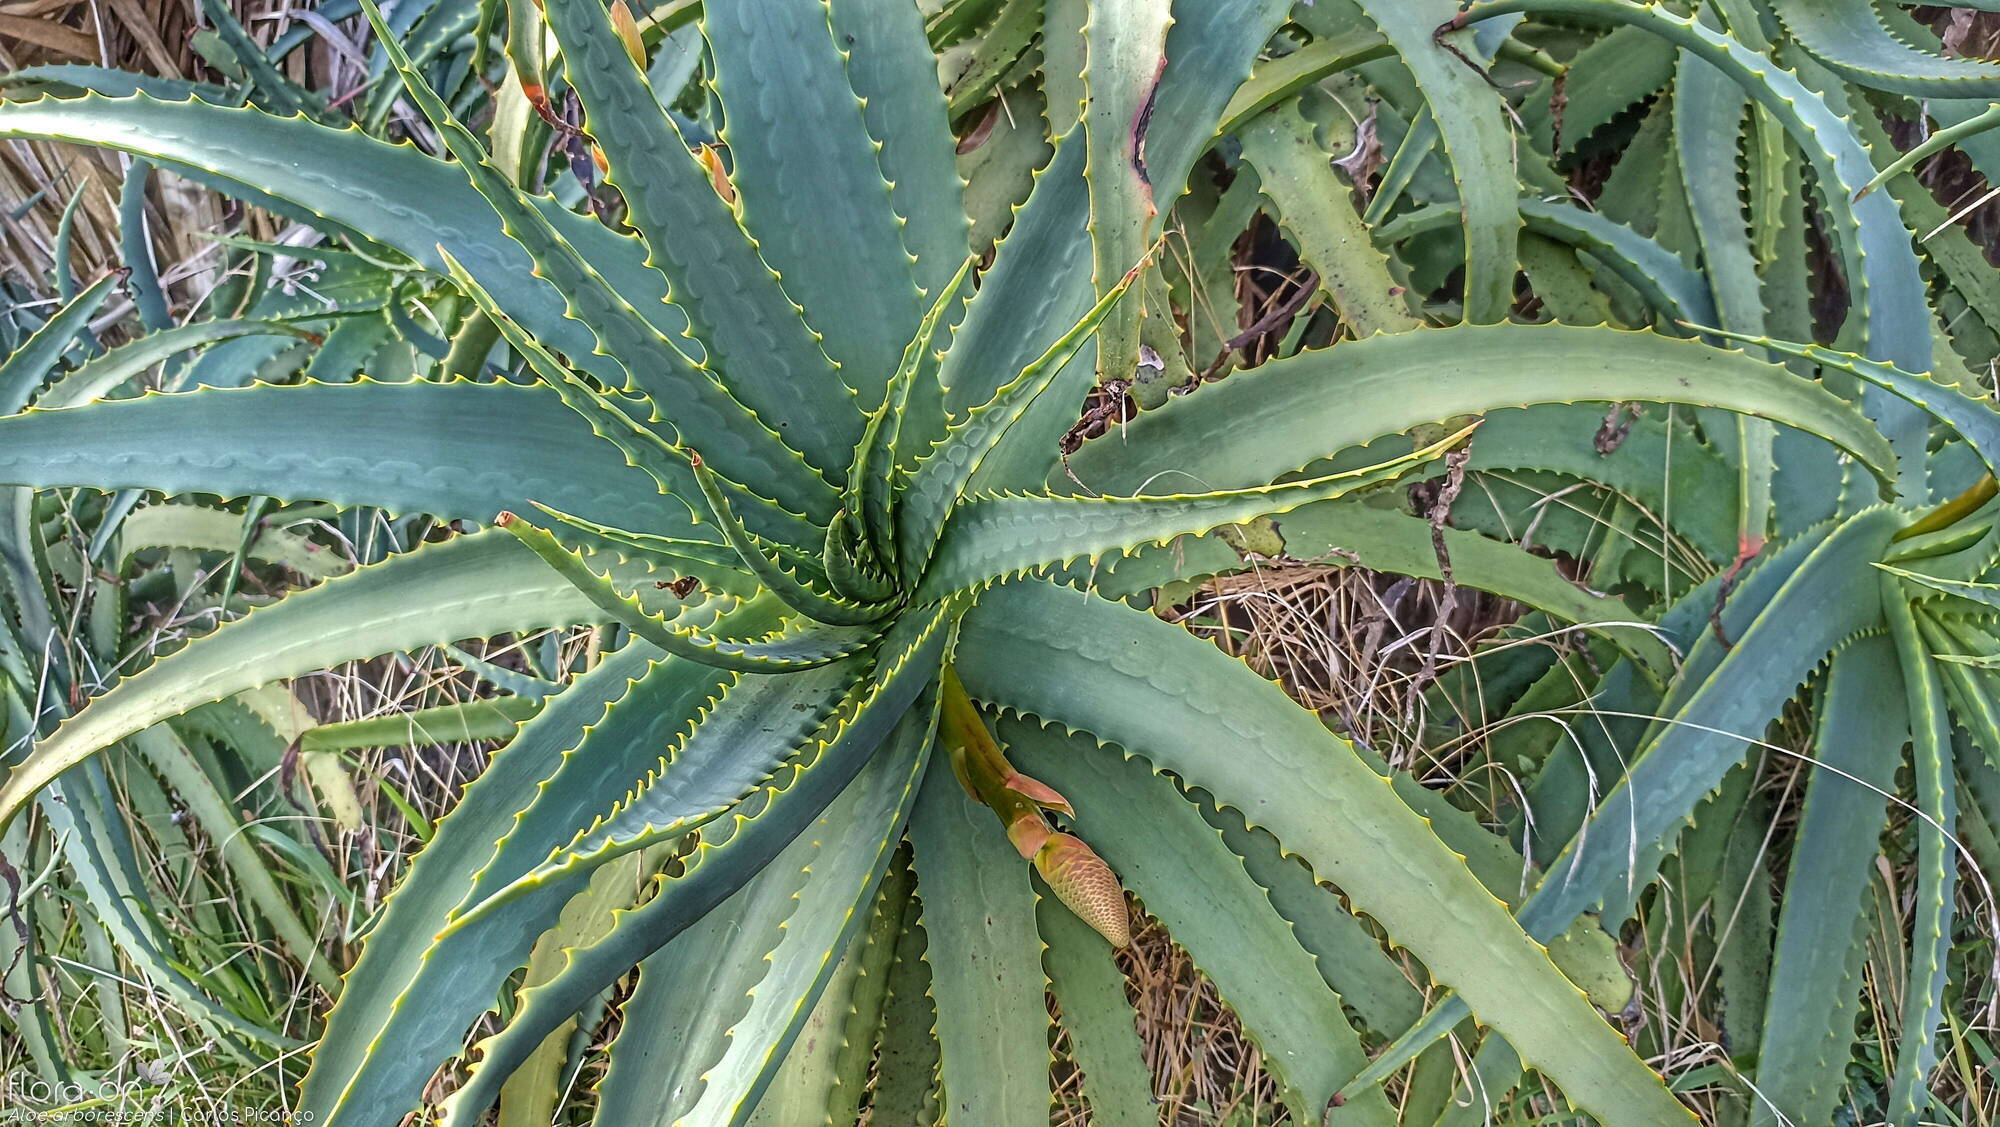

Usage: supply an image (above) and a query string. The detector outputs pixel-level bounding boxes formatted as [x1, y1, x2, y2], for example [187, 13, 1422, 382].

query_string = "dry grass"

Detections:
[0, 2, 367, 335]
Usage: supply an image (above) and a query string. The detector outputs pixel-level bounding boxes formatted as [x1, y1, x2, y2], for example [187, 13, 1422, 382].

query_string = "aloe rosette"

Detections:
[11, 1, 2000, 1125]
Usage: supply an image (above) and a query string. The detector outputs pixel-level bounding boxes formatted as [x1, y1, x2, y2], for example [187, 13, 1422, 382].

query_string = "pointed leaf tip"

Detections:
[609, 0, 645, 68]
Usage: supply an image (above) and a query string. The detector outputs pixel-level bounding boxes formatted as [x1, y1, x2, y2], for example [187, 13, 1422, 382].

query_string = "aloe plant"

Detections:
[9, 0, 2000, 1124]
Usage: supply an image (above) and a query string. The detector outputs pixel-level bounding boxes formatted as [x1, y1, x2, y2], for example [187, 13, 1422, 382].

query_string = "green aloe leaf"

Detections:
[956, 581, 1693, 1124]
[1374, 199, 1717, 328]
[431, 621, 951, 1125]
[1751, 635, 1902, 1127]
[1453, 0, 1932, 489]
[1002, 717, 1395, 1124]
[456, 657, 866, 923]
[540, 0, 862, 475]
[363, 0, 838, 522]
[1771, 0, 2000, 96]
[0, 531, 684, 833]
[0, 380, 701, 535]
[899, 257, 1144, 578]
[826, 0, 972, 300]
[1063, 323, 1895, 497]
[918, 426, 1460, 599]
[1352, 0, 1519, 323]
[1037, 887, 1155, 1127]
[0, 274, 113, 415]
[302, 643, 734, 1125]
[703, 0, 926, 410]
[295, 698, 543, 754]
[1080, 0, 1172, 388]
[1883, 586, 1960, 1125]
[498, 515, 873, 670]
[115, 502, 350, 581]
[1196, 800, 1424, 1038]
[0, 92, 679, 384]
[1738, 334, 2000, 484]
[608, 710, 929, 1127]
[905, 750, 1050, 1127]
[1217, 27, 1393, 136]
[1085, 499, 1677, 682]
[1238, 100, 1423, 338]
[870, 896, 942, 1124]
[34, 318, 316, 411]
[935, 0, 1290, 492]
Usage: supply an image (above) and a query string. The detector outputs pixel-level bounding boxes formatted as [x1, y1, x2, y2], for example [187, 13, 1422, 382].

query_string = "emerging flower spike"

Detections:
[1035, 832, 1132, 949]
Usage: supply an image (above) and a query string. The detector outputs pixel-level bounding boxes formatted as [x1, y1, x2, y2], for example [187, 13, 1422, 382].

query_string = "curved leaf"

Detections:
[918, 427, 1460, 600]
[499, 515, 873, 670]
[1081, 0, 1172, 388]
[704, 0, 924, 408]
[905, 752, 1050, 1127]
[1884, 588, 1960, 1125]
[429, 608, 953, 1124]
[0, 92, 680, 386]
[363, 2, 837, 522]
[1374, 199, 1717, 329]
[1003, 717, 1394, 1123]
[956, 580, 1693, 1125]
[0, 380, 701, 535]
[1062, 324, 1895, 498]
[584, 714, 924, 1127]
[302, 643, 736, 1126]
[1352, 0, 1519, 323]
[35, 318, 317, 410]
[1085, 499, 1678, 682]
[0, 275, 113, 415]
[1772, 0, 2000, 96]
[541, 0, 860, 474]
[1037, 889, 1155, 1127]
[1453, 0, 1932, 490]
[0, 531, 681, 832]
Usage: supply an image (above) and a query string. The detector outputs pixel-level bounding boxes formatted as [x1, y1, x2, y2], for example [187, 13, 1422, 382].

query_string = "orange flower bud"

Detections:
[1035, 833, 1130, 948]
